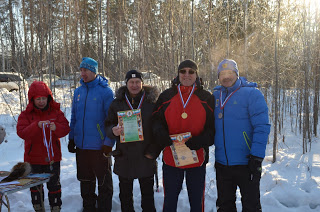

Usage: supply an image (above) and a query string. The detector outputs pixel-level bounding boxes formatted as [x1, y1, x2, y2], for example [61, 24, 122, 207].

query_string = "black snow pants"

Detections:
[76, 149, 113, 212]
[30, 162, 62, 208]
[215, 162, 262, 212]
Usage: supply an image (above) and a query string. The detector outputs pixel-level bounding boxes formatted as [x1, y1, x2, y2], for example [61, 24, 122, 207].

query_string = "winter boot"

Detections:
[33, 204, 45, 212]
[51, 206, 61, 212]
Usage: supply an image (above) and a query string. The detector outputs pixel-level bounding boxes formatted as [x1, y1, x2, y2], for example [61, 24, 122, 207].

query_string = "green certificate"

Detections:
[117, 109, 144, 143]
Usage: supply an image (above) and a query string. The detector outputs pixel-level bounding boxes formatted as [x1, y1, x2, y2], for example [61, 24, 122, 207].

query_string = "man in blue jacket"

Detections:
[68, 57, 115, 212]
[213, 59, 270, 212]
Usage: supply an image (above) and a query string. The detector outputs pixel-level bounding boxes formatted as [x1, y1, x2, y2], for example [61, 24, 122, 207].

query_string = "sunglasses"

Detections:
[179, 69, 196, 75]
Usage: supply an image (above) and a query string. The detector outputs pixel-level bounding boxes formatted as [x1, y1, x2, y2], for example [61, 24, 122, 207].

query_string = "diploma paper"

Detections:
[117, 109, 144, 143]
[170, 132, 199, 167]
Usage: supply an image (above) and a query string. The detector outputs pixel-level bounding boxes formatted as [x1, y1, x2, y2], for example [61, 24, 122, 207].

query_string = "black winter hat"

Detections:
[125, 70, 143, 83]
[178, 59, 198, 71]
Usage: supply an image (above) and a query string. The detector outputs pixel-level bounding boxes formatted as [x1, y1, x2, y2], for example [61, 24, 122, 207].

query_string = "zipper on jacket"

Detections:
[222, 90, 229, 166]
[81, 84, 89, 148]
[28, 144, 33, 155]
[56, 140, 60, 150]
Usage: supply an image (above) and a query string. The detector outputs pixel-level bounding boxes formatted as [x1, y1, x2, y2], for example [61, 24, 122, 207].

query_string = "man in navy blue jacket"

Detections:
[213, 59, 270, 212]
[68, 57, 115, 212]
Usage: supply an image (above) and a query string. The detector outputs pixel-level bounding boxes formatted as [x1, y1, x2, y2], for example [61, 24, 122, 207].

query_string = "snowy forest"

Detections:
[0, 1, 320, 211]
[0, 0, 319, 162]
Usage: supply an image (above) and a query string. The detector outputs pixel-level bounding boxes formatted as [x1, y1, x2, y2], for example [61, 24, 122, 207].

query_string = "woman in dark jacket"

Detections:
[105, 70, 159, 212]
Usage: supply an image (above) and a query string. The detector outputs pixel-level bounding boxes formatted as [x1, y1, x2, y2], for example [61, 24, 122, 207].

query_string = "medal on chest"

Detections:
[181, 112, 188, 119]
[178, 84, 195, 120]
[125, 92, 145, 110]
[219, 83, 241, 119]
[42, 123, 54, 167]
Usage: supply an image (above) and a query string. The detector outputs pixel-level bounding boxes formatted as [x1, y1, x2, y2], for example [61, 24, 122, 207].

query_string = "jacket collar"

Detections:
[220, 78, 241, 93]
[213, 77, 258, 92]
[80, 75, 109, 88]
[80, 76, 98, 87]
[115, 85, 159, 103]
[125, 89, 144, 105]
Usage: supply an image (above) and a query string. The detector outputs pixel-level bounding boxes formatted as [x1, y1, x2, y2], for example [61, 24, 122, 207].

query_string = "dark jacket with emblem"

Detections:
[152, 78, 215, 168]
[105, 85, 159, 178]
[17, 81, 70, 165]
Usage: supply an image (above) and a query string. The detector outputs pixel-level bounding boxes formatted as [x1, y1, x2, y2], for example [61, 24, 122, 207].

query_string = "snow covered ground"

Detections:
[0, 86, 320, 212]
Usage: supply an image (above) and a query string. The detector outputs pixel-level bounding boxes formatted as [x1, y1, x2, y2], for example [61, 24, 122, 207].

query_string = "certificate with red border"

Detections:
[169, 132, 199, 167]
[117, 109, 144, 143]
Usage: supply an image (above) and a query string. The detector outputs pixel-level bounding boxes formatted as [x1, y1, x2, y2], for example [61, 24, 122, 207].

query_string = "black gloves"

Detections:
[248, 155, 263, 181]
[185, 137, 201, 150]
[109, 149, 122, 157]
[102, 145, 113, 158]
[144, 143, 162, 160]
[68, 139, 76, 153]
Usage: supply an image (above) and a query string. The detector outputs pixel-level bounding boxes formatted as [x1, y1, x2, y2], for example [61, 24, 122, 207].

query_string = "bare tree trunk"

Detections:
[30, 0, 35, 75]
[73, 0, 80, 62]
[273, 0, 281, 163]
[48, 1, 54, 94]
[208, 0, 215, 89]
[138, 0, 145, 68]
[243, 0, 248, 78]
[9, 0, 17, 71]
[22, 0, 29, 74]
[169, 0, 175, 74]
[191, 0, 195, 60]
[299, 88, 303, 134]
[1, 27, 4, 72]
[226, 0, 230, 57]
[99, 0, 104, 76]
[105, 0, 110, 77]
[313, 36, 320, 137]
[302, 0, 312, 154]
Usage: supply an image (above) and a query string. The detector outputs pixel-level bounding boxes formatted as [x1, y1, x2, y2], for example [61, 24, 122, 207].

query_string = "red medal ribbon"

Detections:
[219, 82, 241, 110]
[125, 92, 145, 110]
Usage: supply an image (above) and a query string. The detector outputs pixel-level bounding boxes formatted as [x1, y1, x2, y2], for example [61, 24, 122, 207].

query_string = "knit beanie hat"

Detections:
[217, 59, 239, 77]
[178, 59, 198, 72]
[80, 57, 98, 74]
[125, 70, 143, 83]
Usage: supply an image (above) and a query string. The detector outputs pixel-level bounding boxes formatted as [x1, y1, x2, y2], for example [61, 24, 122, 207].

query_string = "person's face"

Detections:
[219, 70, 238, 88]
[80, 68, 96, 82]
[179, 68, 197, 86]
[34, 96, 48, 109]
[127, 78, 143, 97]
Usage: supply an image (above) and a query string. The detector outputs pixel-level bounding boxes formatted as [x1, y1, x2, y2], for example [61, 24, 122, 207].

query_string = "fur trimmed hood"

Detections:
[115, 85, 160, 104]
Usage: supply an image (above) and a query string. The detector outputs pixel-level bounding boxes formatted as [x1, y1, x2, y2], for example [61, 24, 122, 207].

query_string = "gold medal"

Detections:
[181, 112, 188, 119]
[218, 113, 223, 119]
[178, 84, 195, 120]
